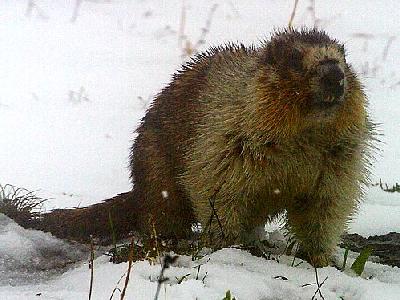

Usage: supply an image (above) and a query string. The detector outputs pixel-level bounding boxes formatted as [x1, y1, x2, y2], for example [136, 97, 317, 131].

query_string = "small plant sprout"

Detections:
[222, 290, 236, 300]
[351, 246, 373, 276]
[342, 248, 349, 271]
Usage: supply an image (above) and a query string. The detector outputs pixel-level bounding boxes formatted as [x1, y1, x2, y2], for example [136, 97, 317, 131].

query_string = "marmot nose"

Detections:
[318, 61, 345, 102]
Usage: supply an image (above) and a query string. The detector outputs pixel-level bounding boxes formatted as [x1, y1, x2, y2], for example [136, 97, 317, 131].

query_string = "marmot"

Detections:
[9, 28, 374, 267]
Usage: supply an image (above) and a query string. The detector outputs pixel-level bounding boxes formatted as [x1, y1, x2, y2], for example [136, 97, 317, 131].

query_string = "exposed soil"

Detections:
[341, 232, 400, 267]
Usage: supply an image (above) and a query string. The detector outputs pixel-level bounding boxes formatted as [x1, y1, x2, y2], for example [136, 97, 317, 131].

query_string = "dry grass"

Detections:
[178, 1, 218, 58]
[0, 184, 46, 226]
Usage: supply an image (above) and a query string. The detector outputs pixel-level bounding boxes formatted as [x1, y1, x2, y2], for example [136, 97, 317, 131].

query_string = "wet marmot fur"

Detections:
[10, 28, 374, 267]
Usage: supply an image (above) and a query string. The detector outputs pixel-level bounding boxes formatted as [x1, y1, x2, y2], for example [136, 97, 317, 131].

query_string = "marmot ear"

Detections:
[338, 44, 346, 56]
[334, 44, 347, 65]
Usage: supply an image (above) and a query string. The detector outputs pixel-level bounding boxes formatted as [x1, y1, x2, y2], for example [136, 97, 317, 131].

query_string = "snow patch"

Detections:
[0, 214, 87, 285]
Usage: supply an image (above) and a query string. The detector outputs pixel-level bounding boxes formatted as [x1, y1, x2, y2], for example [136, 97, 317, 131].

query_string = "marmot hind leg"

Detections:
[131, 128, 196, 240]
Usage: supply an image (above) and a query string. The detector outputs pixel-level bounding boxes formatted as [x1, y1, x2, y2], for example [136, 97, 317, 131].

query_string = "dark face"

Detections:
[257, 29, 364, 140]
[266, 41, 348, 119]
[262, 29, 352, 124]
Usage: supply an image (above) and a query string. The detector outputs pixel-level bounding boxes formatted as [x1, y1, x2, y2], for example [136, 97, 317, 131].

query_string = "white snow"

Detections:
[0, 214, 86, 286]
[0, 240, 399, 300]
[0, 0, 400, 299]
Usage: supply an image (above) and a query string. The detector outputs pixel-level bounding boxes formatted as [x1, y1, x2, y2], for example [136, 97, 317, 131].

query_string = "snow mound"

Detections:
[0, 214, 87, 285]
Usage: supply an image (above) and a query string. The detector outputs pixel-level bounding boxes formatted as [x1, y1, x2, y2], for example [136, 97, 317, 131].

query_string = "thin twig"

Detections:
[178, 0, 186, 50]
[179, 3, 218, 57]
[206, 181, 226, 244]
[89, 235, 95, 300]
[288, 0, 299, 28]
[154, 264, 166, 300]
[152, 220, 161, 261]
[208, 196, 226, 240]
[108, 211, 118, 262]
[154, 255, 178, 300]
[309, 0, 317, 26]
[120, 237, 135, 300]
[109, 286, 122, 300]
[311, 267, 328, 300]
[193, 4, 218, 50]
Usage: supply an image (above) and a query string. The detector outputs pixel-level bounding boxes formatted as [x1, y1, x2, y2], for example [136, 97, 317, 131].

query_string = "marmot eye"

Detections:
[287, 49, 303, 71]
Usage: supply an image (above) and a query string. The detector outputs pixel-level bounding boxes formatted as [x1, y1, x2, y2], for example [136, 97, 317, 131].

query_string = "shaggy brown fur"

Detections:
[6, 28, 374, 267]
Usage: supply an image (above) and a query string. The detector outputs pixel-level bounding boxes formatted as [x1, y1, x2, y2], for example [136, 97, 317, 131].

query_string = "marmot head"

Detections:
[259, 28, 357, 127]
[249, 28, 366, 141]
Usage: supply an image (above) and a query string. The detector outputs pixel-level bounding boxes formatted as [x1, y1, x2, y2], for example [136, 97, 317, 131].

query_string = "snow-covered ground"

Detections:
[0, 0, 399, 299]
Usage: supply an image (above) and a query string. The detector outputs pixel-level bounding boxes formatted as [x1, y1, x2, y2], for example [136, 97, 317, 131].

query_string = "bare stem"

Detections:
[288, 0, 300, 28]
[89, 236, 95, 300]
[311, 267, 328, 300]
[120, 237, 135, 300]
